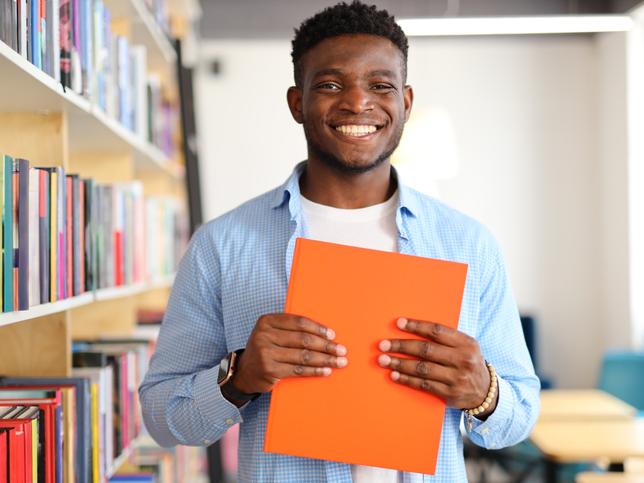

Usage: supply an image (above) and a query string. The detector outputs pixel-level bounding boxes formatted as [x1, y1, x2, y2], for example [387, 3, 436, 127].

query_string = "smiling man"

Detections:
[139, 2, 540, 482]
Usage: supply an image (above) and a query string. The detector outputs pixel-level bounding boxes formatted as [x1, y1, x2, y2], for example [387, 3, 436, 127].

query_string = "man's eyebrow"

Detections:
[367, 69, 398, 78]
[312, 68, 345, 78]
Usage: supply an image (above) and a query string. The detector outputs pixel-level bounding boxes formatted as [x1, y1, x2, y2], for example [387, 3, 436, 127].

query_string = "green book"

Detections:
[3, 155, 13, 312]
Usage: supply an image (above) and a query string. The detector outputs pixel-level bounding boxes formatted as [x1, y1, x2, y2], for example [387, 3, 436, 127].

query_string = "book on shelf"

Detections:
[0, 405, 40, 483]
[0, 377, 92, 483]
[0, 153, 187, 315]
[0, 0, 181, 159]
[0, 388, 63, 483]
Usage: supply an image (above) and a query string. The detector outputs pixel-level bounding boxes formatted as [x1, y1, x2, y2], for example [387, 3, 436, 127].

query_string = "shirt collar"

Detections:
[270, 161, 420, 219]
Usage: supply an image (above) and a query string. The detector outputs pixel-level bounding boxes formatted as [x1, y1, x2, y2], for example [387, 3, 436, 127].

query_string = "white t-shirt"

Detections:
[300, 192, 400, 483]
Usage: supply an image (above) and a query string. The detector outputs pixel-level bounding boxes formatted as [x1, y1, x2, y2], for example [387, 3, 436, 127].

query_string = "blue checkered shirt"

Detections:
[140, 162, 540, 482]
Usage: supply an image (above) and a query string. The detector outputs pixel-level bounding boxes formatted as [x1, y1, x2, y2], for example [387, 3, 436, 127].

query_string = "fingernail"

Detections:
[397, 318, 408, 329]
[322, 367, 332, 376]
[336, 357, 348, 368]
[391, 371, 400, 381]
[379, 340, 391, 352]
[378, 354, 391, 367]
[326, 329, 336, 340]
[336, 344, 347, 356]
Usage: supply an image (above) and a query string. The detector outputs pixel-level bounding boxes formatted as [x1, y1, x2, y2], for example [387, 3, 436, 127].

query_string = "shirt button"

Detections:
[203, 439, 210, 445]
[225, 418, 234, 425]
[481, 428, 490, 435]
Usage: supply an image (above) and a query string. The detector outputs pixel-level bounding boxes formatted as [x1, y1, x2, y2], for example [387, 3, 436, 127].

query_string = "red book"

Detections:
[6, 425, 26, 483]
[114, 232, 123, 286]
[0, 392, 62, 483]
[0, 429, 7, 483]
[79, 181, 85, 292]
[66, 177, 73, 298]
[0, 407, 39, 483]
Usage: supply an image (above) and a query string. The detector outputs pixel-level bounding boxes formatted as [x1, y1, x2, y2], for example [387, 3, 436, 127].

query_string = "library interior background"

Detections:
[2, 0, 644, 482]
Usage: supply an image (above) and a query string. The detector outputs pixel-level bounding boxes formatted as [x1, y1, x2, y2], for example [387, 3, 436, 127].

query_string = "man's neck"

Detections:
[299, 159, 397, 209]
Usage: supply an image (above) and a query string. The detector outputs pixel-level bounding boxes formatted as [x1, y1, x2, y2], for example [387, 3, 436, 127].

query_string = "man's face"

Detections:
[288, 34, 413, 173]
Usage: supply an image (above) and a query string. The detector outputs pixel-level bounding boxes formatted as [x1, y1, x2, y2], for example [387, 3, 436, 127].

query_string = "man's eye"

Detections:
[372, 84, 394, 90]
[317, 82, 341, 90]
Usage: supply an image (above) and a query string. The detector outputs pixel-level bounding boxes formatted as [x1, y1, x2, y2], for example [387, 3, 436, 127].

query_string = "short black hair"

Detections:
[291, 1, 409, 86]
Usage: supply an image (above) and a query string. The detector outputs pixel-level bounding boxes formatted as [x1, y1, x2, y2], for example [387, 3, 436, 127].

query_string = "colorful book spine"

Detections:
[66, 176, 72, 299]
[59, 0, 72, 88]
[79, 0, 92, 97]
[29, 0, 39, 68]
[12, 167, 18, 311]
[28, 168, 40, 307]
[71, 175, 80, 296]
[48, 168, 57, 303]
[37, 169, 50, 304]
[3, 155, 13, 312]
[71, 0, 81, 93]
[16, 158, 30, 311]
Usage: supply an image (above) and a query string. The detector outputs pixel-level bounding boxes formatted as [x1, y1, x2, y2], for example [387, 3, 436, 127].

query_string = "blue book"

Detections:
[29, 0, 40, 68]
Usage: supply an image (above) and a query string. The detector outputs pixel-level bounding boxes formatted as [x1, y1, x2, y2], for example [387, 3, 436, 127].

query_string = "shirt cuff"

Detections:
[468, 375, 515, 447]
[193, 365, 245, 444]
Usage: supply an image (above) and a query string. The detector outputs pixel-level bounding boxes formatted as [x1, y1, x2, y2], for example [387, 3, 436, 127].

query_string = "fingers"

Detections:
[263, 314, 336, 340]
[377, 354, 453, 384]
[389, 370, 451, 400]
[378, 338, 455, 366]
[395, 317, 462, 348]
[270, 328, 347, 356]
[273, 346, 348, 369]
[273, 362, 334, 379]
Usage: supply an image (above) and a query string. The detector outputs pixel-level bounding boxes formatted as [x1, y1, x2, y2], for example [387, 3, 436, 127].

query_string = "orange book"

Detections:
[264, 238, 468, 474]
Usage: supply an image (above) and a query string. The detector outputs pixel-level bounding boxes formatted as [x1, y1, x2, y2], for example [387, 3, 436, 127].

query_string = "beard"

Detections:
[303, 121, 405, 175]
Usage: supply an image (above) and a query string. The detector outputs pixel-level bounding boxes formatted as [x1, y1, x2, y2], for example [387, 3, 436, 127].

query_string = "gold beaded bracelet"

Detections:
[464, 361, 497, 432]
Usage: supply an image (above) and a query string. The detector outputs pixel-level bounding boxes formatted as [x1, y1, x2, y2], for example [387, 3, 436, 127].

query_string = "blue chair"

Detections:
[597, 351, 644, 415]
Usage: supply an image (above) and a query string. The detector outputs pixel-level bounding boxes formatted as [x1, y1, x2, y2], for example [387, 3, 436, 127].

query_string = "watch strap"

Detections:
[219, 349, 260, 404]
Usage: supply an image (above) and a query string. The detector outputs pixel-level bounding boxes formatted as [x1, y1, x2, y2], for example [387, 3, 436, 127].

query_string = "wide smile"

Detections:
[330, 123, 385, 141]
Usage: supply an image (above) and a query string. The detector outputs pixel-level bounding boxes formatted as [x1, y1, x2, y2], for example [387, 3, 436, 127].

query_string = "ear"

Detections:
[287, 86, 304, 124]
[403, 85, 414, 122]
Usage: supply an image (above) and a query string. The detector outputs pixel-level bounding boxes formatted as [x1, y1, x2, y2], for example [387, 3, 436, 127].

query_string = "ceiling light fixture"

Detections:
[397, 15, 634, 37]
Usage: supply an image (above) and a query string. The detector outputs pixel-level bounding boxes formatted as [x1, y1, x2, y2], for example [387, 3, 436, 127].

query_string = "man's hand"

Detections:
[232, 314, 348, 395]
[378, 317, 498, 418]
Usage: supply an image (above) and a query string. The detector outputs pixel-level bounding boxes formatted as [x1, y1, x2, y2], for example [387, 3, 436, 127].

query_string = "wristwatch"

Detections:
[217, 349, 260, 404]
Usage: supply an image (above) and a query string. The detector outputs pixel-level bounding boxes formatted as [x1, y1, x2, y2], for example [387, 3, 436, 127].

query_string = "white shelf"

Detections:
[0, 276, 175, 328]
[0, 293, 95, 328]
[103, 0, 177, 79]
[0, 41, 182, 181]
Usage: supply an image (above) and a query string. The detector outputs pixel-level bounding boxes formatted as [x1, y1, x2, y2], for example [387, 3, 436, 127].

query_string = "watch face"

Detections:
[217, 355, 231, 384]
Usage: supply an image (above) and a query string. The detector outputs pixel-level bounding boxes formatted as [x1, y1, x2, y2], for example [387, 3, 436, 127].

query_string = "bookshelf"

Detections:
[0, 0, 201, 480]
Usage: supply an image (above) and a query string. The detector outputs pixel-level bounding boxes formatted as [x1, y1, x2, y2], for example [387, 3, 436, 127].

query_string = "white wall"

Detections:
[195, 35, 627, 388]
[195, 41, 306, 219]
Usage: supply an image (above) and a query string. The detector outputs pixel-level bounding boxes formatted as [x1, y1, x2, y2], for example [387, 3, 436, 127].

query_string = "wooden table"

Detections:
[539, 389, 636, 421]
[530, 390, 640, 483]
[576, 472, 644, 483]
[531, 419, 644, 482]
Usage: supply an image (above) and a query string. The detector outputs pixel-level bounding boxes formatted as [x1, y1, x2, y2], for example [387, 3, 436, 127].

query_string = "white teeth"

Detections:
[335, 125, 378, 136]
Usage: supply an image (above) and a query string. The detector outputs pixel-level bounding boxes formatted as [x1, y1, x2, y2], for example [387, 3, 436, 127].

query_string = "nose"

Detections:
[337, 85, 374, 114]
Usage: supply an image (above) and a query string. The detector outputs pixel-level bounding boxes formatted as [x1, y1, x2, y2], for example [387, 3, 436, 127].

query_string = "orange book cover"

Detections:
[264, 238, 468, 474]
